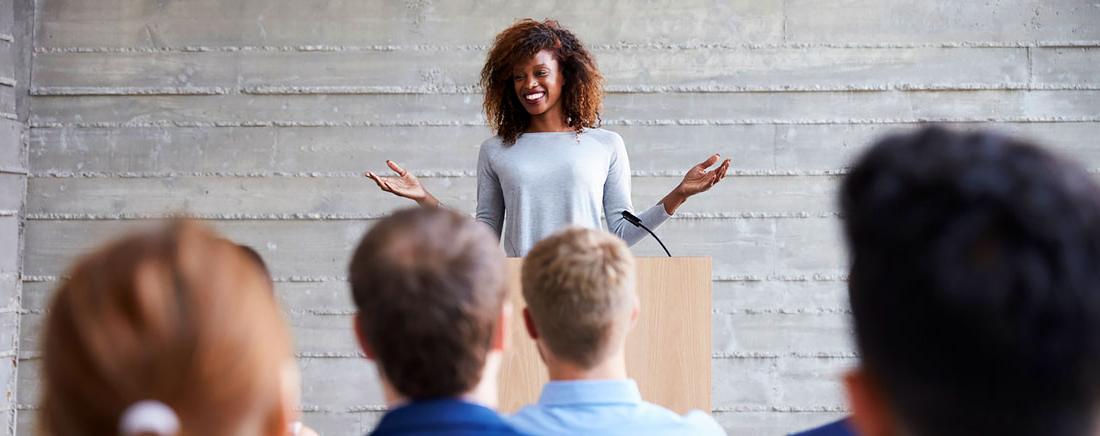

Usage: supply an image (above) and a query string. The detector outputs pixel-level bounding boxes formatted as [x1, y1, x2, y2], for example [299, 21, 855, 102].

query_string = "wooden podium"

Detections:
[498, 257, 713, 414]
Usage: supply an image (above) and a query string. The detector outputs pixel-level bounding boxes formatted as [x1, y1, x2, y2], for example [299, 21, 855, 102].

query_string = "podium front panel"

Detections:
[498, 257, 712, 414]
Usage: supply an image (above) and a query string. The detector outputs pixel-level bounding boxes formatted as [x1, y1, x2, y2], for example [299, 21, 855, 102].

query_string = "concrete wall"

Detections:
[15, 1, 1100, 434]
[1, 0, 27, 433]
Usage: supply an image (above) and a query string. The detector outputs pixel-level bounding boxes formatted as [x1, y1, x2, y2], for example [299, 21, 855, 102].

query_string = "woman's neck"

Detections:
[527, 107, 572, 133]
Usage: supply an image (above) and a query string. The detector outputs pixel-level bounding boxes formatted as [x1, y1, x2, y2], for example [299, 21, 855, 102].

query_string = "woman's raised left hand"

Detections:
[677, 154, 731, 196]
[659, 154, 731, 215]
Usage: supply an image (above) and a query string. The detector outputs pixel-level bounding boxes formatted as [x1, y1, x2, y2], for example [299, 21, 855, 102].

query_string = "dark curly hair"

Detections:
[480, 19, 603, 145]
[842, 126, 1100, 436]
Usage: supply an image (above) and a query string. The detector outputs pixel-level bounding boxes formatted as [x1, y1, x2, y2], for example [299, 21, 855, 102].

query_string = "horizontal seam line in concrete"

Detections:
[297, 351, 365, 358]
[16, 308, 852, 320]
[21, 275, 846, 283]
[0, 210, 17, 217]
[296, 405, 387, 413]
[713, 274, 849, 282]
[295, 352, 859, 360]
[30, 41, 1100, 53]
[713, 308, 851, 315]
[30, 170, 483, 178]
[0, 112, 17, 121]
[712, 405, 849, 413]
[294, 405, 853, 414]
[21, 275, 355, 283]
[342, 406, 389, 413]
[21, 119, 1100, 132]
[293, 405, 855, 414]
[29, 84, 1100, 96]
[29, 117, 1100, 128]
[290, 309, 357, 316]
[31, 86, 231, 96]
[0, 34, 12, 43]
[21, 404, 451, 419]
[26, 169, 847, 177]
[0, 77, 15, 87]
[12, 352, 862, 363]
[0, 168, 28, 175]
[286, 308, 854, 317]
[21, 212, 839, 221]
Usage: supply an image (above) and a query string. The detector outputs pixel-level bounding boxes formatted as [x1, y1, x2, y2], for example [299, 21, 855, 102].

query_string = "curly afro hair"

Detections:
[480, 19, 603, 145]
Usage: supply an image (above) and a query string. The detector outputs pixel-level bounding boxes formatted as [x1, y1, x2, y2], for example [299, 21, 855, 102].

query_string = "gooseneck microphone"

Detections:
[621, 211, 672, 257]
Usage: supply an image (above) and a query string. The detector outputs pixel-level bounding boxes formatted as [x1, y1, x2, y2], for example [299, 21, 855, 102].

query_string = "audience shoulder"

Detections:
[642, 403, 724, 435]
[509, 402, 724, 436]
[683, 409, 726, 435]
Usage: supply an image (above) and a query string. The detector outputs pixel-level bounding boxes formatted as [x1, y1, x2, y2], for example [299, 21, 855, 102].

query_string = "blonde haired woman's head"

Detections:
[40, 220, 297, 436]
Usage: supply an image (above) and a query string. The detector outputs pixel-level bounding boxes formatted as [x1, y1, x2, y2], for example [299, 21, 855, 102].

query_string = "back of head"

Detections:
[521, 227, 637, 368]
[41, 221, 293, 436]
[348, 207, 506, 399]
[841, 126, 1100, 436]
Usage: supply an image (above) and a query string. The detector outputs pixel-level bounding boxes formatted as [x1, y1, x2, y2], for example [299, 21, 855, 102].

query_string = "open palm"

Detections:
[678, 154, 731, 196]
[366, 160, 428, 202]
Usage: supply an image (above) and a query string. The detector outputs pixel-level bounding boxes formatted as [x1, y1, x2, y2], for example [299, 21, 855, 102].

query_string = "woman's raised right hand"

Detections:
[365, 160, 440, 207]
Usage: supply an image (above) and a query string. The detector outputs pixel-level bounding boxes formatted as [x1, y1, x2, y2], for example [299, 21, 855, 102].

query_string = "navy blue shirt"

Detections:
[370, 398, 527, 436]
[790, 418, 857, 436]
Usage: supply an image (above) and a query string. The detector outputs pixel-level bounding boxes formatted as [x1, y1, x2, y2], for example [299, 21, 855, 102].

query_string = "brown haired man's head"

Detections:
[480, 19, 604, 144]
[348, 207, 509, 402]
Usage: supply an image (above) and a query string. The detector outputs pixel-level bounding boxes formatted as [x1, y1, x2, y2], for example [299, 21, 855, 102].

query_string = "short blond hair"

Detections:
[521, 227, 637, 368]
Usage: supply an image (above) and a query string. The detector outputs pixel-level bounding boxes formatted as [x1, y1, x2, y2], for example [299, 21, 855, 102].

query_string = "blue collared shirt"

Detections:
[371, 398, 527, 436]
[509, 379, 726, 435]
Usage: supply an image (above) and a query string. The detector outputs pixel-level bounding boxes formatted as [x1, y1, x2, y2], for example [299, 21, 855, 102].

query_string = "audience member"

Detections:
[40, 221, 312, 436]
[510, 227, 724, 435]
[348, 207, 524, 435]
[801, 126, 1100, 436]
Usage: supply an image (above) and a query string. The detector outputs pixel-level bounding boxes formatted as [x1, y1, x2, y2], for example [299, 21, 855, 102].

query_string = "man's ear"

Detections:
[523, 307, 539, 340]
[353, 314, 376, 360]
[845, 367, 896, 436]
[491, 301, 512, 352]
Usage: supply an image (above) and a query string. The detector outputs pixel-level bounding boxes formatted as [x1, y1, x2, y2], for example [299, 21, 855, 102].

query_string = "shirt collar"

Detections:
[537, 379, 643, 407]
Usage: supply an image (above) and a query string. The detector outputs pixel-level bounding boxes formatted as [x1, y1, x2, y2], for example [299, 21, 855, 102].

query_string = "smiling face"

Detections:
[512, 49, 565, 117]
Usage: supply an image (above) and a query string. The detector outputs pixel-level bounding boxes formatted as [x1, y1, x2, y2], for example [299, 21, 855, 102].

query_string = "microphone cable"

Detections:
[621, 211, 671, 257]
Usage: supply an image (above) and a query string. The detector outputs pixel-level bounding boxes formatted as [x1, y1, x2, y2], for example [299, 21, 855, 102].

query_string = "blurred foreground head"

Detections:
[348, 207, 508, 401]
[841, 126, 1100, 436]
[40, 221, 296, 436]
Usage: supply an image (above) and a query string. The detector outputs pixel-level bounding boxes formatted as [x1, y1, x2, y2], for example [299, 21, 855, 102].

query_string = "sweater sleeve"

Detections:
[602, 133, 672, 246]
[475, 141, 505, 238]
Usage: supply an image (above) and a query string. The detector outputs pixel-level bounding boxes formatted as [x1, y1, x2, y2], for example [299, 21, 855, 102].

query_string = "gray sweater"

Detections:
[475, 128, 672, 257]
